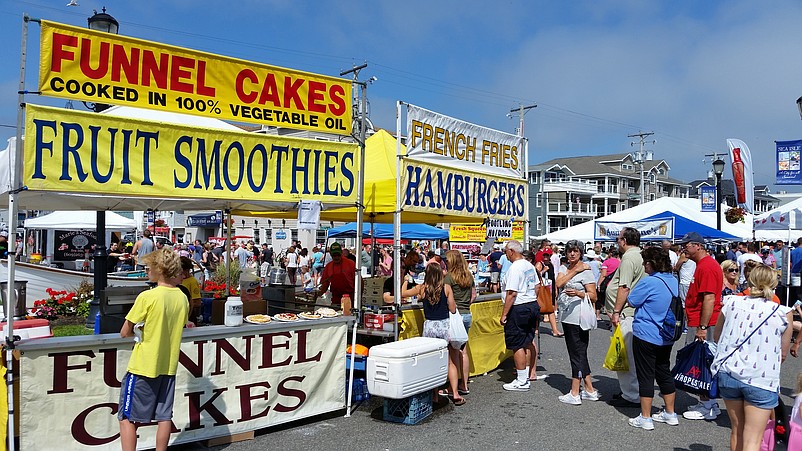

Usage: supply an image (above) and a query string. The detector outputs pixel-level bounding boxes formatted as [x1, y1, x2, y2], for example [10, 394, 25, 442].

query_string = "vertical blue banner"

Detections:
[776, 140, 802, 185]
[700, 186, 717, 212]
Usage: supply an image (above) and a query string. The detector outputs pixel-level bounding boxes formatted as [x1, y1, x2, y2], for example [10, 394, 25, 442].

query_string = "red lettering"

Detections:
[257, 73, 281, 107]
[141, 50, 169, 89]
[48, 350, 94, 394]
[307, 81, 326, 113]
[211, 335, 254, 376]
[79, 38, 109, 80]
[236, 69, 258, 103]
[258, 332, 292, 369]
[99, 348, 122, 388]
[329, 84, 346, 116]
[184, 387, 233, 431]
[178, 340, 207, 377]
[50, 32, 77, 72]
[236, 382, 271, 421]
[70, 403, 119, 446]
[170, 55, 194, 94]
[283, 77, 305, 110]
[110, 45, 139, 84]
[196, 60, 216, 97]
[274, 376, 306, 413]
[295, 329, 322, 364]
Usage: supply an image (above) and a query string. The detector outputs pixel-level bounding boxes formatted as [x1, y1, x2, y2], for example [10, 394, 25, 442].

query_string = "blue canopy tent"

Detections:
[641, 211, 739, 241]
[327, 222, 448, 240]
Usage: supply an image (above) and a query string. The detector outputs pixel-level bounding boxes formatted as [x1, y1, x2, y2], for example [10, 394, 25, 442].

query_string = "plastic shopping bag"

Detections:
[603, 325, 629, 372]
[578, 296, 597, 331]
[671, 340, 716, 397]
[449, 309, 468, 348]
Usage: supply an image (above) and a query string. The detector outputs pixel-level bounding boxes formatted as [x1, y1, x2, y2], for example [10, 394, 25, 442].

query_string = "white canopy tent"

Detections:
[752, 197, 802, 234]
[24, 211, 136, 231]
[540, 197, 785, 243]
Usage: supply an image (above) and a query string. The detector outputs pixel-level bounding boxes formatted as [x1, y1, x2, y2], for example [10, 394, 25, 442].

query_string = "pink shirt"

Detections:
[601, 257, 620, 275]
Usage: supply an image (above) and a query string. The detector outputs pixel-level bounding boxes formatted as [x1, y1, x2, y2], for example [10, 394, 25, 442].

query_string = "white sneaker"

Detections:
[682, 403, 720, 420]
[629, 414, 655, 430]
[651, 410, 679, 425]
[580, 390, 600, 401]
[558, 392, 582, 405]
[502, 379, 530, 391]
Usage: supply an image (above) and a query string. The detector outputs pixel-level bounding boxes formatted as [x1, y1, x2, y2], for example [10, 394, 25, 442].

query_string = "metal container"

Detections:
[264, 285, 295, 316]
[268, 267, 288, 285]
[0, 280, 28, 320]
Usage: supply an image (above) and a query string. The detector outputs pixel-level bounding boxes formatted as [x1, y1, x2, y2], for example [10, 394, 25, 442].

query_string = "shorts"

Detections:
[490, 272, 500, 284]
[422, 318, 450, 341]
[504, 302, 539, 351]
[461, 313, 472, 335]
[118, 372, 177, 423]
[716, 371, 778, 409]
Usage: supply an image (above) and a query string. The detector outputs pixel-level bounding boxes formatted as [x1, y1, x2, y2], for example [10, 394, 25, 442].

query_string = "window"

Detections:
[649, 193, 655, 201]
[621, 163, 633, 171]
[649, 174, 656, 184]
[536, 193, 542, 207]
[536, 216, 542, 231]
[529, 172, 540, 184]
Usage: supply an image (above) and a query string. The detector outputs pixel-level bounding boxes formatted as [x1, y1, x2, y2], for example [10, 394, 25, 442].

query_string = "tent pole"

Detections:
[394, 101, 403, 342]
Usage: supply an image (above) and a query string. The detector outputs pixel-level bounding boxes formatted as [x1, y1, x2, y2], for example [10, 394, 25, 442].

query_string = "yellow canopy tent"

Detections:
[233, 129, 486, 224]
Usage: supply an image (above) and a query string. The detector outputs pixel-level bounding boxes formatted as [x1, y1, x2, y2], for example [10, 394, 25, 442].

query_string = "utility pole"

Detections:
[628, 131, 655, 204]
[510, 104, 536, 248]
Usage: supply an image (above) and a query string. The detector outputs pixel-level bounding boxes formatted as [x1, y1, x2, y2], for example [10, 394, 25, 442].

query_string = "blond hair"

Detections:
[445, 250, 472, 288]
[746, 264, 777, 299]
[140, 248, 182, 279]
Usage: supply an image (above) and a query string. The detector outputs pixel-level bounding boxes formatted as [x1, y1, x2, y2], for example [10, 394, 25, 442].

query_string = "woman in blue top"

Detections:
[626, 246, 679, 430]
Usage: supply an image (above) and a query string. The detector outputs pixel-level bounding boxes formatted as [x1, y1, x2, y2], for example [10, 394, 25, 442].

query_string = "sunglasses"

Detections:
[726, 268, 738, 273]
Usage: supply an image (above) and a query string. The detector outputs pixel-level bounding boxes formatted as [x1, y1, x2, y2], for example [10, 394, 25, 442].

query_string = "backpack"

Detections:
[657, 277, 685, 342]
[597, 271, 615, 297]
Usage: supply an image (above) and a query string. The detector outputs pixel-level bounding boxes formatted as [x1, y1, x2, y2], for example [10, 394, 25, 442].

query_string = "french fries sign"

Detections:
[38, 21, 352, 135]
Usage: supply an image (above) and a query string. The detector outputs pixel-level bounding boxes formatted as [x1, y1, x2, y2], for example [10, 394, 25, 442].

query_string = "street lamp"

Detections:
[86, 7, 119, 329]
[712, 158, 725, 230]
[796, 96, 802, 120]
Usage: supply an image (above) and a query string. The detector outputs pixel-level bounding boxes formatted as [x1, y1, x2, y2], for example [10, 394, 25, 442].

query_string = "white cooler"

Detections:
[366, 337, 448, 399]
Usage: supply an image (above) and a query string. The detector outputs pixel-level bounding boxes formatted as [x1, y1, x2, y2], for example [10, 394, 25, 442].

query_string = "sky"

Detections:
[1, 0, 802, 193]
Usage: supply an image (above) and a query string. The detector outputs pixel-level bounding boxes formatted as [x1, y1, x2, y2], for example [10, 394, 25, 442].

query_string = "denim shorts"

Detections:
[461, 313, 472, 335]
[716, 371, 778, 409]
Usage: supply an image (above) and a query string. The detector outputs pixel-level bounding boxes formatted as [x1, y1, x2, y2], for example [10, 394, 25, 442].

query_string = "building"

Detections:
[528, 153, 690, 237]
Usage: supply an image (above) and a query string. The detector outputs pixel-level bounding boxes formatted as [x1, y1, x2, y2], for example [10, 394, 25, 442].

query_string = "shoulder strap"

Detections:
[717, 302, 781, 366]
[656, 275, 679, 297]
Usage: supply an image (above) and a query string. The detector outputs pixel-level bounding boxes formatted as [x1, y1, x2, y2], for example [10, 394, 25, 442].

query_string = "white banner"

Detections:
[405, 104, 524, 179]
[19, 322, 347, 449]
[297, 200, 322, 230]
[485, 218, 513, 239]
[726, 138, 755, 214]
[272, 228, 293, 252]
[594, 217, 675, 241]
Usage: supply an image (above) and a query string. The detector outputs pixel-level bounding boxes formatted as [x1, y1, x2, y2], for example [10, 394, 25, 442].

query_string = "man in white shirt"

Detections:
[736, 242, 762, 284]
[662, 239, 678, 269]
[499, 240, 539, 392]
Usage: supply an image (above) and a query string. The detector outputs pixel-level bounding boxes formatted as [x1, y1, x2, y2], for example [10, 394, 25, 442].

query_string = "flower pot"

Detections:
[725, 217, 739, 224]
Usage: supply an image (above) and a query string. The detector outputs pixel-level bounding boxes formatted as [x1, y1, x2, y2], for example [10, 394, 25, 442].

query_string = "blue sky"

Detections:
[2, 0, 802, 192]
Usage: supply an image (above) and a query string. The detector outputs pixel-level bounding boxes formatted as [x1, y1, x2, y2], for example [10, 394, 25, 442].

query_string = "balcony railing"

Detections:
[543, 178, 598, 194]
[547, 202, 597, 216]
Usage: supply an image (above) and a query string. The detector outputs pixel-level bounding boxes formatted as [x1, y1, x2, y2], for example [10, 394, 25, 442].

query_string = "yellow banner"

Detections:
[38, 21, 352, 135]
[20, 322, 347, 449]
[401, 160, 526, 221]
[449, 222, 524, 242]
[25, 105, 358, 203]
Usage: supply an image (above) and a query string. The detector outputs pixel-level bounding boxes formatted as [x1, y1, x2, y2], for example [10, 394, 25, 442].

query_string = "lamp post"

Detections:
[712, 158, 725, 231]
[86, 7, 119, 329]
[796, 96, 802, 120]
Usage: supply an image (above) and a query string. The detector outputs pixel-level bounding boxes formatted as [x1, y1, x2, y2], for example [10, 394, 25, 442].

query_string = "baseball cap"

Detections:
[329, 242, 343, 255]
[0, 230, 7, 238]
[677, 232, 705, 245]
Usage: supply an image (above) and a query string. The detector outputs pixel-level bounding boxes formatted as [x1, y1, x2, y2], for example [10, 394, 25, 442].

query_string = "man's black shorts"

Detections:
[504, 302, 539, 350]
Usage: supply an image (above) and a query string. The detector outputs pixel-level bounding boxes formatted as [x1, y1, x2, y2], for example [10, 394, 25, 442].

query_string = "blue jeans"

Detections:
[716, 371, 778, 409]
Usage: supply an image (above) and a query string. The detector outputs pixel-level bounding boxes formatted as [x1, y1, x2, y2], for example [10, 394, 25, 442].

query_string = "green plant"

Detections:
[53, 324, 93, 337]
[32, 280, 93, 320]
[212, 260, 241, 293]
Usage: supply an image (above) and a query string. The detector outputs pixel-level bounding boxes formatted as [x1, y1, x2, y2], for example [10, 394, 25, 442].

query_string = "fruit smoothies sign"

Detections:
[24, 105, 358, 204]
[726, 139, 754, 213]
[37, 21, 352, 135]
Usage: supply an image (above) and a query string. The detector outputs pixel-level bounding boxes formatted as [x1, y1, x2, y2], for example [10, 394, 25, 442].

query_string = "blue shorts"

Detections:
[461, 313, 472, 335]
[716, 371, 778, 409]
[118, 372, 177, 422]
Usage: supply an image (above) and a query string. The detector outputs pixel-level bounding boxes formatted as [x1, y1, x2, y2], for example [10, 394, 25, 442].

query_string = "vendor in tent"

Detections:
[315, 242, 355, 314]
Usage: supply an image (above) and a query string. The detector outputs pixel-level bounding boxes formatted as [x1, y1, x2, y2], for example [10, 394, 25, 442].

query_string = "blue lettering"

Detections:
[223, 141, 244, 191]
[487, 180, 498, 215]
[193, 138, 223, 191]
[32, 119, 56, 179]
[270, 144, 289, 193]
[422, 168, 435, 208]
[477, 178, 487, 214]
[120, 129, 134, 185]
[135, 130, 157, 186]
[247, 144, 267, 192]
[436, 171, 452, 209]
[323, 151, 338, 196]
[339, 152, 354, 196]
[453, 174, 465, 211]
[404, 165, 422, 206]
[60, 122, 88, 182]
[290, 147, 311, 195]
[89, 126, 113, 183]
[174, 135, 192, 189]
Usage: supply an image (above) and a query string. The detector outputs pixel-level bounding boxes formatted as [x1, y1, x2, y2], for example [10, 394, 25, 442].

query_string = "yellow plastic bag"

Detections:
[603, 325, 629, 372]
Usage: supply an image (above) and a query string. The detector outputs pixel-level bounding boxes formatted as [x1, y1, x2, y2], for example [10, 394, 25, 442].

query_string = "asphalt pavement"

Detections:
[177, 319, 802, 451]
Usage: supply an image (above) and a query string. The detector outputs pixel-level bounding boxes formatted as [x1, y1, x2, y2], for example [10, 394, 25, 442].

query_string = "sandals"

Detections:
[438, 389, 452, 398]
[452, 397, 467, 406]
[552, 332, 565, 338]
[458, 389, 470, 395]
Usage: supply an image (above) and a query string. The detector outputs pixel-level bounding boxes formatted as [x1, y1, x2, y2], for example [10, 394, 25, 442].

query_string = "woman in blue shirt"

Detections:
[626, 246, 679, 430]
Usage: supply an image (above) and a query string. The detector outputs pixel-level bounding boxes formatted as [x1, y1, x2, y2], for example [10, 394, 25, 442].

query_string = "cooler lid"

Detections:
[367, 337, 448, 359]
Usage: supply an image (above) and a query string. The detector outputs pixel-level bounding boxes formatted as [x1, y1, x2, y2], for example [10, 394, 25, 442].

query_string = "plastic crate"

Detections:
[345, 354, 366, 372]
[345, 377, 370, 402]
[382, 391, 432, 425]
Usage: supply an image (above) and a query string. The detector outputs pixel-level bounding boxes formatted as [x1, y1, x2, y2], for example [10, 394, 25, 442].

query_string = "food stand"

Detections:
[3, 17, 365, 449]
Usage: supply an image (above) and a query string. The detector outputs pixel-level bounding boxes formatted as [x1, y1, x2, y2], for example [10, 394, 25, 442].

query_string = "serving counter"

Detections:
[12, 316, 353, 450]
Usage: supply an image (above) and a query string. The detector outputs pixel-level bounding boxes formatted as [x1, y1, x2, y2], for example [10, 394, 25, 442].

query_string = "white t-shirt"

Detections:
[736, 253, 762, 284]
[711, 295, 790, 393]
[668, 250, 679, 269]
[678, 259, 696, 285]
[286, 250, 299, 268]
[504, 258, 538, 306]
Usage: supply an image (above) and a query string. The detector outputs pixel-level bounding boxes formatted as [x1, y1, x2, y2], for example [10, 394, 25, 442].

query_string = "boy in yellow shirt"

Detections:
[119, 248, 188, 451]
[179, 256, 202, 324]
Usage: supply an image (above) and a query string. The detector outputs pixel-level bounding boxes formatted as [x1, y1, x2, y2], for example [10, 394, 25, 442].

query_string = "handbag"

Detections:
[579, 293, 597, 331]
[710, 303, 781, 398]
[671, 340, 716, 396]
[448, 308, 468, 348]
[535, 270, 554, 314]
[602, 325, 629, 371]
